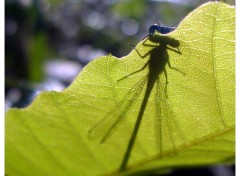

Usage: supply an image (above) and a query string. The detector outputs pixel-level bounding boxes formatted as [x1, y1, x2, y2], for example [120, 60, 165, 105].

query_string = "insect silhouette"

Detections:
[149, 23, 175, 35]
[119, 35, 185, 170]
[88, 31, 185, 171]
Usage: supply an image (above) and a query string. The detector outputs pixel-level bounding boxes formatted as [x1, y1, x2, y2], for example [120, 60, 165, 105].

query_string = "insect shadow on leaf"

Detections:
[88, 34, 185, 172]
[119, 35, 185, 171]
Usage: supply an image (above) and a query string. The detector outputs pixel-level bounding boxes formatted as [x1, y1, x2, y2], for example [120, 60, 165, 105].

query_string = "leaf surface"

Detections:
[6, 2, 235, 176]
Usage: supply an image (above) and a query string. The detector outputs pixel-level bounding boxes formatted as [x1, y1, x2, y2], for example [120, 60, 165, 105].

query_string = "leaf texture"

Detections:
[5, 2, 235, 176]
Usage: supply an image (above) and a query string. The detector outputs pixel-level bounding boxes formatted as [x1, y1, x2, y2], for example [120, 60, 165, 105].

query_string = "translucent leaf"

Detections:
[6, 2, 235, 176]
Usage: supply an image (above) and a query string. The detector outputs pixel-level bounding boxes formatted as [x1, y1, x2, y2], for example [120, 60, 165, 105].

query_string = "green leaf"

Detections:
[6, 2, 235, 176]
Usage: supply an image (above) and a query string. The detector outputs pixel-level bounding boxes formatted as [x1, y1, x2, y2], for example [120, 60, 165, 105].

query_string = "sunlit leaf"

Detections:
[6, 2, 235, 176]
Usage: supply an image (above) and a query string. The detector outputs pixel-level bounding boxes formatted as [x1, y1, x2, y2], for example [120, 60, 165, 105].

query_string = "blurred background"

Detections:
[5, 0, 234, 109]
[5, 0, 235, 175]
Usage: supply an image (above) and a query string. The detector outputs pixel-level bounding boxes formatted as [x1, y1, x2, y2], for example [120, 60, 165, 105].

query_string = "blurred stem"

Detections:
[27, 32, 48, 82]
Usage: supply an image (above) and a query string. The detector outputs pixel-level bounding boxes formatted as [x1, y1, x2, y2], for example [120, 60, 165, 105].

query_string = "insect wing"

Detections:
[88, 75, 149, 143]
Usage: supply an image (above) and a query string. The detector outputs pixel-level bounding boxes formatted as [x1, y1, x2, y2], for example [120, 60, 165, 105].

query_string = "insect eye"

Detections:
[149, 24, 161, 35]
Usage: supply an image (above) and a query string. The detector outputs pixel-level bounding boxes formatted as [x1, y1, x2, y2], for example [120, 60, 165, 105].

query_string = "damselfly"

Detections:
[88, 25, 186, 171]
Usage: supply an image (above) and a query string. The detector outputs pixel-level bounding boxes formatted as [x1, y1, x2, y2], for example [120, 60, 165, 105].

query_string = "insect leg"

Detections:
[117, 62, 149, 83]
[166, 58, 185, 76]
[116, 44, 151, 83]
[129, 43, 152, 58]
[166, 46, 181, 54]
